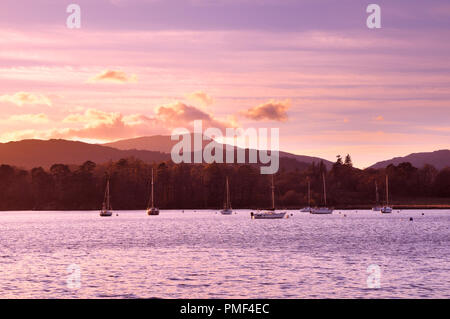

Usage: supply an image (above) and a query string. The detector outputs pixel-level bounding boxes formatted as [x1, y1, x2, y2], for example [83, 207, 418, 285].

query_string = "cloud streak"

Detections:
[88, 70, 137, 84]
[187, 91, 214, 106]
[156, 101, 234, 130]
[0, 92, 52, 106]
[8, 113, 49, 123]
[241, 99, 290, 122]
[0, 102, 236, 143]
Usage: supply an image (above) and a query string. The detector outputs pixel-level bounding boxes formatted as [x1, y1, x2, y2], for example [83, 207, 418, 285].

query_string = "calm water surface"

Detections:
[0, 210, 449, 298]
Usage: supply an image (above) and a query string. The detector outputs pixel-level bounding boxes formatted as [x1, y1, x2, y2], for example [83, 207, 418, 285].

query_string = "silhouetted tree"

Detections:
[0, 157, 449, 210]
[344, 154, 353, 167]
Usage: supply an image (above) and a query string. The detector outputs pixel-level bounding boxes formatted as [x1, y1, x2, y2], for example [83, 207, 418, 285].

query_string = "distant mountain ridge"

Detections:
[370, 150, 450, 170]
[104, 135, 175, 153]
[7, 138, 447, 171]
[0, 139, 169, 169]
[0, 138, 332, 171]
[104, 135, 334, 168]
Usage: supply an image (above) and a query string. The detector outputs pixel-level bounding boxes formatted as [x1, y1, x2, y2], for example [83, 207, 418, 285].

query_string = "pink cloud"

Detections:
[0, 103, 236, 143]
[88, 70, 137, 84]
[0, 92, 52, 106]
[155, 101, 233, 130]
[8, 113, 49, 123]
[186, 91, 214, 106]
[241, 99, 290, 122]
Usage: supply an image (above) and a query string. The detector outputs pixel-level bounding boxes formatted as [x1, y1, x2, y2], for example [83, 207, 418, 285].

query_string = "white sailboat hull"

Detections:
[221, 209, 233, 215]
[147, 208, 160, 215]
[381, 206, 393, 214]
[310, 207, 333, 214]
[100, 210, 112, 217]
[252, 211, 286, 219]
[372, 206, 382, 211]
[300, 207, 311, 213]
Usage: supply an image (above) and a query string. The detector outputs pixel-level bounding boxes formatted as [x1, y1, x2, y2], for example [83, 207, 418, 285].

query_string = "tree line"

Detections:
[0, 155, 449, 210]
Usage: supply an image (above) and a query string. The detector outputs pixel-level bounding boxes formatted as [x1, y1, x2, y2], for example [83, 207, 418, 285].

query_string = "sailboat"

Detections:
[381, 175, 393, 214]
[147, 168, 160, 216]
[220, 176, 233, 215]
[310, 173, 333, 214]
[251, 175, 287, 219]
[372, 181, 382, 211]
[100, 178, 113, 217]
[300, 179, 312, 212]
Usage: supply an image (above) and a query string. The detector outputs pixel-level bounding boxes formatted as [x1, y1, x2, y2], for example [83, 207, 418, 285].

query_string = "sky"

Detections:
[0, 0, 450, 168]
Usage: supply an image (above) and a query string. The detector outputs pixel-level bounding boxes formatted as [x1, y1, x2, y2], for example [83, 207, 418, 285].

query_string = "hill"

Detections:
[104, 135, 334, 168]
[0, 139, 169, 169]
[370, 150, 450, 170]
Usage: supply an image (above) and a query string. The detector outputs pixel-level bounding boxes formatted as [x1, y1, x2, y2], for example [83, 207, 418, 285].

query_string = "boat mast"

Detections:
[375, 181, 379, 204]
[271, 175, 275, 210]
[106, 178, 110, 210]
[226, 176, 230, 209]
[151, 168, 155, 209]
[386, 175, 389, 206]
[322, 173, 327, 206]
[307, 178, 311, 207]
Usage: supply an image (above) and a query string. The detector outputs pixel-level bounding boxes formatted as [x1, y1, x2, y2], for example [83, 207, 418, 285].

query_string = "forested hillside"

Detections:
[1, 155, 449, 210]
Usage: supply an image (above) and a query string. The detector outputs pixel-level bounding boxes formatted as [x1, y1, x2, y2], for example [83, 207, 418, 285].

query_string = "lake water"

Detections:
[0, 209, 449, 298]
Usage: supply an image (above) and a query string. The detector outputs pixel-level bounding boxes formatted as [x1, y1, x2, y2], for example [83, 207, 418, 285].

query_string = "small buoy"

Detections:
[344, 214, 347, 217]
[116, 214, 119, 216]
[422, 213, 424, 216]
[291, 213, 293, 216]
[409, 217, 413, 221]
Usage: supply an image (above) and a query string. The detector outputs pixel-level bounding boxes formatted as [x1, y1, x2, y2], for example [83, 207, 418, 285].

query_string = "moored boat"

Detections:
[252, 175, 286, 219]
[381, 206, 393, 214]
[147, 168, 159, 216]
[310, 207, 333, 214]
[372, 181, 382, 211]
[251, 211, 287, 219]
[220, 176, 233, 215]
[100, 178, 113, 217]
[300, 179, 311, 213]
[381, 175, 392, 214]
[310, 173, 333, 214]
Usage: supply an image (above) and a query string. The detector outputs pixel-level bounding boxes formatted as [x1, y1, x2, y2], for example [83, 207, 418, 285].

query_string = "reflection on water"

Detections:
[0, 210, 449, 298]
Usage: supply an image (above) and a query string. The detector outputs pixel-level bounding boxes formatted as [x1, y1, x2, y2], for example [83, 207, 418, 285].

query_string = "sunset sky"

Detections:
[1, 0, 449, 168]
